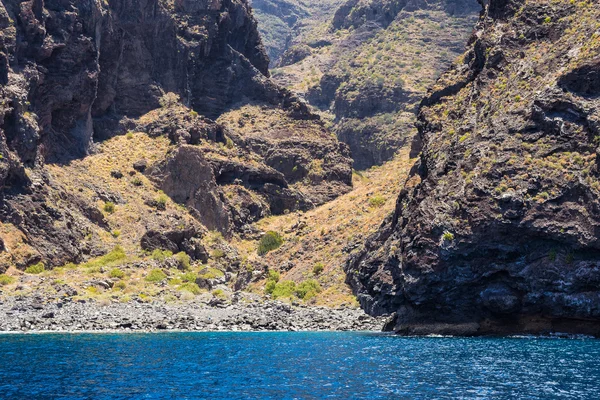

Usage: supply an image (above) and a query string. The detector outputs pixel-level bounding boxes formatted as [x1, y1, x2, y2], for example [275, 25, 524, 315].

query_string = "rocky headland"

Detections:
[346, 0, 600, 336]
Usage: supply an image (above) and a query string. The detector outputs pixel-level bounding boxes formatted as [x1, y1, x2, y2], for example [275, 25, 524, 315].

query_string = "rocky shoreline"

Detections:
[0, 294, 386, 333]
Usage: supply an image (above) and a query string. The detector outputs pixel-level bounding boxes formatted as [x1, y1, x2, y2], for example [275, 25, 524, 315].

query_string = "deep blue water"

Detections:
[1, 332, 599, 399]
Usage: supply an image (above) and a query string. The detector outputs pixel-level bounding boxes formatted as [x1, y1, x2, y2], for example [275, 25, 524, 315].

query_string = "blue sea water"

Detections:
[0, 332, 599, 399]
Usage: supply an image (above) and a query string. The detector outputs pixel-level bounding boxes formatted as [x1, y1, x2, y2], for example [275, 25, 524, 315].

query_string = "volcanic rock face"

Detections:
[346, 0, 600, 336]
[0, 0, 352, 268]
[0, 0, 271, 172]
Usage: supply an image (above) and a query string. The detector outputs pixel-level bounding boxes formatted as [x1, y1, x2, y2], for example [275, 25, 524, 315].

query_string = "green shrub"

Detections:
[265, 280, 277, 295]
[267, 270, 280, 282]
[180, 272, 197, 283]
[145, 269, 167, 282]
[211, 249, 225, 259]
[103, 201, 115, 213]
[84, 245, 127, 269]
[296, 279, 321, 300]
[313, 263, 324, 275]
[159, 92, 180, 107]
[25, 263, 45, 274]
[566, 253, 574, 264]
[368, 195, 386, 207]
[442, 231, 455, 241]
[131, 177, 143, 186]
[155, 192, 168, 210]
[264, 269, 283, 294]
[271, 280, 296, 299]
[212, 289, 226, 299]
[111, 230, 121, 238]
[175, 252, 191, 270]
[113, 280, 127, 290]
[168, 278, 183, 286]
[198, 267, 225, 280]
[258, 231, 283, 255]
[0, 274, 15, 286]
[178, 282, 201, 295]
[151, 249, 173, 261]
[109, 268, 125, 279]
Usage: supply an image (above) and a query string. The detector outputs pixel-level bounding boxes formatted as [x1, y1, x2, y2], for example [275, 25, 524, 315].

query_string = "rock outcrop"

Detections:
[347, 0, 600, 336]
[267, 0, 480, 169]
[0, 0, 352, 269]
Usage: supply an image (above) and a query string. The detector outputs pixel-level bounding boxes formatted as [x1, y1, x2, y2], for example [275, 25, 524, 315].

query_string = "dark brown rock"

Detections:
[147, 145, 233, 235]
[346, 0, 600, 336]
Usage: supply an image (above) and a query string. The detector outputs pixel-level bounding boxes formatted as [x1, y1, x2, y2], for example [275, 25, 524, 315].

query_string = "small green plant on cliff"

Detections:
[313, 262, 324, 275]
[178, 282, 201, 295]
[211, 249, 225, 259]
[151, 249, 173, 261]
[113, 280, 127, 291]
[159, 92, 180, 107]
[109, 268, 125, 279]
[265, 280, 277, 295]
[180, 272, 197, 283]
[264, 269, 281, 295]
[155, 192, 168, 210]
[175, 252, 191, 270]
[368, 195, 386, 208]
[258, 231, 283, 255]
[0, 274, 15, 286]
[296, 279, 321, 300]
[198, 267, 225, 280]
[267, 269, 280, 282]
[566, 253, 574, 264]
[25, 263, 45, 274]
[442, 231, 455, 242]
[145, 269, 167, 282]
[91, 246, 126, 267]
[103, 201, 115, 214]
[270, 280, 297, 299]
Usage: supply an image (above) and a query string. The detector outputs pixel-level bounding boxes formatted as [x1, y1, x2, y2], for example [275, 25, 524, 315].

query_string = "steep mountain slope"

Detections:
[0, 0, 352, 277]
[251, 0, 346, 66]
[234, 146, 414, 307]
[267, 0, 480, 169]
[347, 0, 600, 335]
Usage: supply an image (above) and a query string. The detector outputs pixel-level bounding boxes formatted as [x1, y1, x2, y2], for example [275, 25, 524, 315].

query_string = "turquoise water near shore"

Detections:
[1, 332, 599, 399]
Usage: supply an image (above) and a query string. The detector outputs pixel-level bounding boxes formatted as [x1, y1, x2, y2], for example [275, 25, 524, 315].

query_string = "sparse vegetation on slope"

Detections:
[266, 0, 479, 169]
[347, 0, 600, 336]
[233, 147, 414, 307]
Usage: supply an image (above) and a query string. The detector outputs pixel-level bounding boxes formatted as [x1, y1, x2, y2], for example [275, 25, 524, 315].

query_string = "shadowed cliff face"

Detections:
[346, 0, 600, 336]
[0, 0, 271, 168]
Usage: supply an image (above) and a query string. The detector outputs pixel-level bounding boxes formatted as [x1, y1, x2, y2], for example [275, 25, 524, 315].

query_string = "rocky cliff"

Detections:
[346, 0, 600, 336]
[266, 0, 480, 169]
[0, 0, 352, 270]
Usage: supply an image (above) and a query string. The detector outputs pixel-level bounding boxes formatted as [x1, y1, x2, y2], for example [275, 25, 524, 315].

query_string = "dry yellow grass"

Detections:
[46, 131, 197, 256]
[217, 103, 335, 142]
[233, 146, 415, 307]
